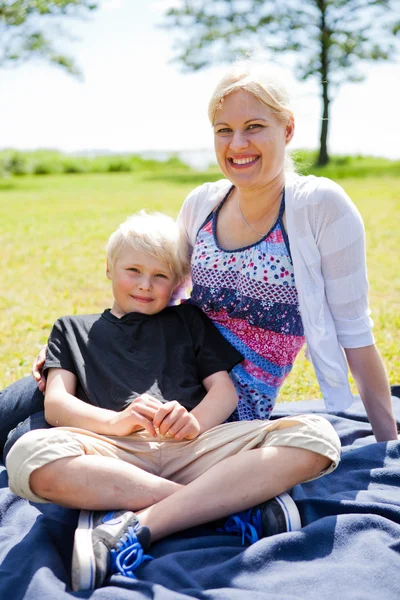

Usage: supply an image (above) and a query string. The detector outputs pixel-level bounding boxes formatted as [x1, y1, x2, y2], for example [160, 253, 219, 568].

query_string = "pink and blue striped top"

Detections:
[189, 187, 305, 421]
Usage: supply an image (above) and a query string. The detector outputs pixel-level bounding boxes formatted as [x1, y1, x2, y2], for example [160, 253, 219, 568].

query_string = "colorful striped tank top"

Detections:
[189, 187, 305, 421]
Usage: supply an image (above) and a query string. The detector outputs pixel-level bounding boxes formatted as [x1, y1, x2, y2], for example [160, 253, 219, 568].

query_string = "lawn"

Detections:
[1, 171, 399, 400]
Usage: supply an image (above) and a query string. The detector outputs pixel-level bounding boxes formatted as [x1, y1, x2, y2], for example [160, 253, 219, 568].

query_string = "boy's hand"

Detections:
[106, 394, 163, 437]
[153, 401, 201, 440]
[32, 345, 48, 392]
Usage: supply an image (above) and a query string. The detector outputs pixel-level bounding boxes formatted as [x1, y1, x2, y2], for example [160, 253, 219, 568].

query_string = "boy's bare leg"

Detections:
[138, 445, 329, 541]
[31, 445, 329, 539]
[30, 455, 183, 510]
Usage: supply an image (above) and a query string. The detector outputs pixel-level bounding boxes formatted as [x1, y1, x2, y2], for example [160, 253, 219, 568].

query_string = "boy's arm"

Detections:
[153, 370, 238, 440]
[190, 370, 238, 433]
[45, 368, 161, 437]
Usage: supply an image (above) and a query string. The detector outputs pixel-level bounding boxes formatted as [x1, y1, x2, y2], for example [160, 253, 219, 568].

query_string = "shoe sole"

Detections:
[275, 492, 302, 532]
[71, 510, 96, 591]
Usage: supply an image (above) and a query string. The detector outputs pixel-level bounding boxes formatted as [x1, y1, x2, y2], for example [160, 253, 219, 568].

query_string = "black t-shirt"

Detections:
[44, 304, 243, 412]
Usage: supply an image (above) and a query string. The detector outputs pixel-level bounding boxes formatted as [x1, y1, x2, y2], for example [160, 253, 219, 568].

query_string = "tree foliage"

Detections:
[0, 1, 97, 76]
[163, 0, 400, 165]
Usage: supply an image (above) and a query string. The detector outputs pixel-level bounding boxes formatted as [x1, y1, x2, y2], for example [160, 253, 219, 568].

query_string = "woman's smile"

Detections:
[228, 155, 260, 168]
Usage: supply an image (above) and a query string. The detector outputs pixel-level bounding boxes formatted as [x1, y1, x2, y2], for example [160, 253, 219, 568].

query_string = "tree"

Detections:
[0, 1, 97, 77]
[163, 0, 400, 165]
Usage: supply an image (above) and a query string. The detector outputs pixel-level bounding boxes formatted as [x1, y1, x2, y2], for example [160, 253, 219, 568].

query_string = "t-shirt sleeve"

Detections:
[43, 318, 77, 376]
[186, 306, 243, 381]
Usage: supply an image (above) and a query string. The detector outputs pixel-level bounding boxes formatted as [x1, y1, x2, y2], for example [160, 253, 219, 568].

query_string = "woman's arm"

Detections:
[309, 180, 397, 441]
[45, 368, 162, 437]
[32, 345, 48, 391]
[345, 345, 398, 441]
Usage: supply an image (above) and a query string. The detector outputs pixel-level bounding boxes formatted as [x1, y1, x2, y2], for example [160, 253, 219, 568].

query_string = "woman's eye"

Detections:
[215, 127, 232, 134]
[247, 123, 264, 130]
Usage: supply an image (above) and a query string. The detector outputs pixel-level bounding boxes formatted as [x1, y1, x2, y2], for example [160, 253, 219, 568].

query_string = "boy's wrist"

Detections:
[90, 409, 120, 435]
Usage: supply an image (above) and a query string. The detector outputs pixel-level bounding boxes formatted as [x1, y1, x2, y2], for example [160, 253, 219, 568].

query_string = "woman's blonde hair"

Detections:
[106, 211, 190, 284]
[208, 61, 294, 124]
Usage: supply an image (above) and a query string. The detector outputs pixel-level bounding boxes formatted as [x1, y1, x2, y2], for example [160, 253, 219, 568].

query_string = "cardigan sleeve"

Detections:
[311, 178, 374, 348]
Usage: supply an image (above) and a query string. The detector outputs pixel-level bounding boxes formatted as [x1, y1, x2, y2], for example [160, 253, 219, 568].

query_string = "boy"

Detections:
[6, 211, 338, 591]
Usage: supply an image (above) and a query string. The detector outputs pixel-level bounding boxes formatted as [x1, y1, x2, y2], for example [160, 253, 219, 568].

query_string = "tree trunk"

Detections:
[317, 1, 330, 166]
[317, 77, 330, 166]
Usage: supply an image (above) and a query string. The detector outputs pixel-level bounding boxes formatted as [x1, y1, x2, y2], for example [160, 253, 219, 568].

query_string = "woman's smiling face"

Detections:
[213, 89, 294, 191]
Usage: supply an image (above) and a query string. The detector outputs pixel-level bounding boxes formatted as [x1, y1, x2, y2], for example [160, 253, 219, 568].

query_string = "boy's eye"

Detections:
[128, 267, 139, 273]
[155, 273, 168, 279]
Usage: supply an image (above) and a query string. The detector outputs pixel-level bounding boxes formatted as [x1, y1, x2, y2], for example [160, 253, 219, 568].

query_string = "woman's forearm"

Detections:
[345, 345, 398, 441]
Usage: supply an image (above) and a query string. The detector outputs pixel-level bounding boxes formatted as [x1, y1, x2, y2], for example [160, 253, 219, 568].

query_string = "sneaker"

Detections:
[219, 492, 301, 545]
[71, 510, 153, 591]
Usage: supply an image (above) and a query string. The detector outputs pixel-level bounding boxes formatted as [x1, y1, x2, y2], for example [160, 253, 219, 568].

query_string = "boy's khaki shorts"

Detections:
[6, 414, 341, 504]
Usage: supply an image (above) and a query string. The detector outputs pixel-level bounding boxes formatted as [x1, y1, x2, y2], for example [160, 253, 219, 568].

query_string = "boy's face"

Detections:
[107, 246, 177, 318]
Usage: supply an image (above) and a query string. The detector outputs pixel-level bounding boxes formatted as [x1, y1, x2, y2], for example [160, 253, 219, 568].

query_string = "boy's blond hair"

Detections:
[106, 211, 190, 284]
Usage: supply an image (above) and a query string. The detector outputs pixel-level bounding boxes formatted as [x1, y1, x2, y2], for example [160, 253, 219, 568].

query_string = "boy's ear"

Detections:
[106, 260, 112, 281]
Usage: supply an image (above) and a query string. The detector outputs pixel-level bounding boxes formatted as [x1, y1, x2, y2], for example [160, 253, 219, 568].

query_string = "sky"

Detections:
[1, 0, 400, 166]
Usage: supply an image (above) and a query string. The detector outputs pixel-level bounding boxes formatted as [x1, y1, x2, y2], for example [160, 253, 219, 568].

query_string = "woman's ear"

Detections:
[285, 115, 295, 144]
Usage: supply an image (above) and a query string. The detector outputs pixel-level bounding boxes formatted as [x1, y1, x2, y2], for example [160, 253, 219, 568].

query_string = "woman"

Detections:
[176, 63, 397, 441]
[0, 61, 397, 456]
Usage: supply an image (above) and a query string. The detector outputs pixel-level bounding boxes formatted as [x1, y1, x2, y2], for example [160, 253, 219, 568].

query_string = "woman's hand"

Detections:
[32, 345, 48, 392]
[153, 401, 201, 440]
[105, 394, 164, 437]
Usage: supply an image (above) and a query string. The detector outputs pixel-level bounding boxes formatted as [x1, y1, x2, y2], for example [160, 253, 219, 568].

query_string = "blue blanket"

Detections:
[1, 397, 399, 599]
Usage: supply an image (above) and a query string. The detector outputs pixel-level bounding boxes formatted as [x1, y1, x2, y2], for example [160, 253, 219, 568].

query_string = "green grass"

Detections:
[1, 171, 399, 401]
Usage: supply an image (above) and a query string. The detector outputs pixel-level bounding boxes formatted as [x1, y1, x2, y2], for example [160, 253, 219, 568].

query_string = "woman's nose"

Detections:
[229, 130, 249, 151]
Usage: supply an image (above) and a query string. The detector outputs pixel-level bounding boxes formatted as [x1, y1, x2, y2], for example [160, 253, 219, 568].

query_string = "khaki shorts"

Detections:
[6, 414, 341, 504]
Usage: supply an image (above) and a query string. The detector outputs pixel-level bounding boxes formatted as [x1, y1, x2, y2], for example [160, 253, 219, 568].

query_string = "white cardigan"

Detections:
[177, 174, 374, 411]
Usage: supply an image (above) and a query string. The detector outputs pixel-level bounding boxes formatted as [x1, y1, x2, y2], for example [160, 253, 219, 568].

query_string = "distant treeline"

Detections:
[0, 150, 190, 177]
[0, 149, 399, 179]
[292, 150, 400, 179]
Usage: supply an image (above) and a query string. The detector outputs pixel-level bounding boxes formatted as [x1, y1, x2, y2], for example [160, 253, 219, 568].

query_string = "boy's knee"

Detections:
[275, 445, 333, 481]
[269, 414, 341, 477]
[5, 428, 84, 503]
[29, 461, 64, 498]
[299, 447, 332, 478]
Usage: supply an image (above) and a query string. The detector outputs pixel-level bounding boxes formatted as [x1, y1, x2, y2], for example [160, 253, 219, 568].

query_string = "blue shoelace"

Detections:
[218, 508, 263, 545]
[110, 525, 153, 578]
